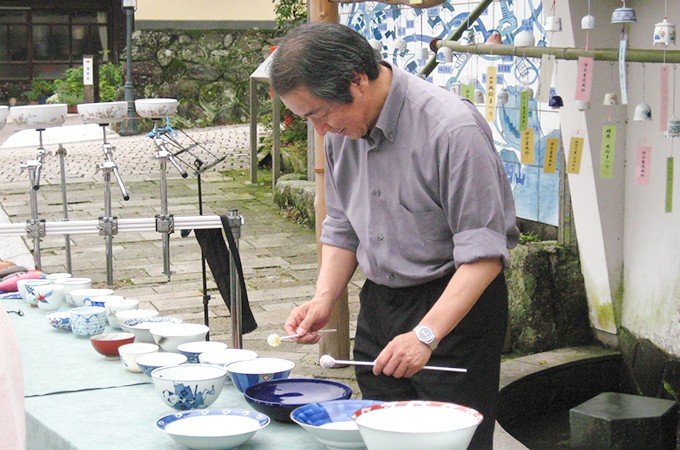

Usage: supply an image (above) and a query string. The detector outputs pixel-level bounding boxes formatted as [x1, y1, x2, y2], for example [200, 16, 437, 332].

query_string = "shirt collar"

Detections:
[372, 61, 406, 143]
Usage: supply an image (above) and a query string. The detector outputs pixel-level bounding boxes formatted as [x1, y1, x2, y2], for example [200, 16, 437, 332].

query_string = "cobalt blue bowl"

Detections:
[244, 378, 353, 423]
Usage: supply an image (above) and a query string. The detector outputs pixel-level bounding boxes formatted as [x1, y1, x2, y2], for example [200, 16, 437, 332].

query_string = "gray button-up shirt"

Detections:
[321, 63, 519, 288]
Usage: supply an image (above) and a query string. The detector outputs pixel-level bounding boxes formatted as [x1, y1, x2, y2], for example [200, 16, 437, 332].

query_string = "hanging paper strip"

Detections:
[567, 136, 585, 174]
[666, 157, 674, 213]
[635, 146, 651, 185]
[461, 84, 475, 103]
[485, 66, 497, 122]
[537, 54, 555, 103]
[544, 137, 559, 173]
[575, 56, 594, 101]
[618, 39, 628, 105]
[660, 65, 669, 132]
[519, 90, 529, 132]
[521, 128, 535, 164]
[600, 125, 617, 179]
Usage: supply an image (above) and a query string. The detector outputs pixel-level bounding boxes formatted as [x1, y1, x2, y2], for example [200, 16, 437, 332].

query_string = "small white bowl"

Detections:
[176, 340, 228, 363]
[115, 308, 158, 325]
[155, 408, 269, 449]
[52, 277, 92, 305]
[10, 103, 67, 129]
[70, 288, 114, 307]
[149, 323, 210, 352]
[120, 315, 181, 343]
[135, 352, 188, 377]
[0, 106, 8, 131]
[151, 364, 227, 410]
[77, 101, 127, 125]
[118, 342, 159, 373]
[105, 298, 140, 329]
[199, 348, 257, 382]
[134, 98, 178, 118]
[352, 401, 483, 450]
[226, 357, 295, 393]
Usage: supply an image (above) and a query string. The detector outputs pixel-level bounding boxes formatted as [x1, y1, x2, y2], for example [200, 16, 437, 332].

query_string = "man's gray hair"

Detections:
[270, 22, 381, 104]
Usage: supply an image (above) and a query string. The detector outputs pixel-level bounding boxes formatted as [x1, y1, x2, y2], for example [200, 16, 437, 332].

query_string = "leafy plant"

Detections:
[273, 0, 307, 31]
[25, 77, 54, 103]
[48, 62, 123, 105]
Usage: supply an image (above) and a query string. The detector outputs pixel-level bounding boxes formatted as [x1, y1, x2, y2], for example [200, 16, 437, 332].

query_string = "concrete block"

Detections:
[570, 392, 678, 449]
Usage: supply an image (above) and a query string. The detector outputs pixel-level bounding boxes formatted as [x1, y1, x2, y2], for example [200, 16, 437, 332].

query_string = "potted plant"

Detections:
[26, 77, 54, 104]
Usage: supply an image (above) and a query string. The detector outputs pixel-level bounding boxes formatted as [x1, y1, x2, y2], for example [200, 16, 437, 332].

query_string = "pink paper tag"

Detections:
[660, 65, 669, 132]
[575, 56, 594, 101]
[635, 146, 651, 185]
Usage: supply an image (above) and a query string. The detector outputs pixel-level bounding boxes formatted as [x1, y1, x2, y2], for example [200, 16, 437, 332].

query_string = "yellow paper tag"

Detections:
[519, 90, 529, 132]
[544, 137, 559, 173]
[485, 66, 497, 122]
[461, 85, 475, 103]
[520, 128, 535, 165]
[567, 136, 585, 174]
[600, 125, 616, 179]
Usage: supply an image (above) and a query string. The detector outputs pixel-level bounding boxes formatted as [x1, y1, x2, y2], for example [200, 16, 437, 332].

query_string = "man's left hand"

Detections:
[372, 331, 432, 378]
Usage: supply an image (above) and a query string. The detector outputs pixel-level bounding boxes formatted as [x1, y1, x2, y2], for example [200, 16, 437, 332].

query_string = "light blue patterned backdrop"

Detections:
[339, 0, 560, 226]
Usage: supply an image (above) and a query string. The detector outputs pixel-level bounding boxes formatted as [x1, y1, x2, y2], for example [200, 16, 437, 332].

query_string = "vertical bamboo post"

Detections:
[308, 0, 350, 364]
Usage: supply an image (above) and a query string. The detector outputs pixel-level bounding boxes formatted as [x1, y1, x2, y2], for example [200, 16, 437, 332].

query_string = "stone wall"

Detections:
[130, 28, 278, 127]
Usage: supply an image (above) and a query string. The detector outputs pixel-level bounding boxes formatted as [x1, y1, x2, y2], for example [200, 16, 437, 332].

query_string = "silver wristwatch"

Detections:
[414, 325, 438, 351]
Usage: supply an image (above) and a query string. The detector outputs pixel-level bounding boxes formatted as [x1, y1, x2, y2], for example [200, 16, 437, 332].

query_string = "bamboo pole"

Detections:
[308, 0, 350, 364]
[432, 41, 680, 64]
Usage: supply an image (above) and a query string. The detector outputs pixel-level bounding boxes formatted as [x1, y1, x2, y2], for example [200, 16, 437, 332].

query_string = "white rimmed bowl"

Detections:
[70, 288, 114, 307]
[0, 105, 8, 131]
[149, 323, 210, 352]
[115, 308, 158, 326]
[70, 306, 107, 338]
[351, 401, 483, 450]
[118, 342, 159, 372]
[177, 340, 228, 363]
[151, 364, 227, 410]
[105, 298, 140, 328]
[77, 101, 127, 124]
[226, 357, 295, 393]
[134, 98, 178, 118]
[18, 279, 51, 306]
[291, 399, 384, 449]
[121, 315, 182, 343]
[46, 310, 71, 331]
[135, 352, 188, 377]
[10, 103, 67, 129]
[52, 277, 92, 305]
[155, 408, 270, 450]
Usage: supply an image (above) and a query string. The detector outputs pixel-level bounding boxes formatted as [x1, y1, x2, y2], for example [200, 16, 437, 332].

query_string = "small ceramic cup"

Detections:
[105, 298, 140, 329]
[654, 19, 677, 46]
[85, 294, 124, 308]
[633, 102, 652, 121]
[18, 279, 51, 305]
[70, 306, 107, 338]
[581, 14, 596, 30]
[544, 16, 562, 32]
[53, 277, 92, 305]
[70, 288, 114, 307]
[474, 89, 485, 104]
[603, 92, 619, 106]
[45, 272, 72, 282]
[34, 284, 65, 312]
[118, 342, 159, 373]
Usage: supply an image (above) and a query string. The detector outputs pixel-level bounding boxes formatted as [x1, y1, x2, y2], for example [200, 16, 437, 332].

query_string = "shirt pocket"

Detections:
[398, 203, 451, 242]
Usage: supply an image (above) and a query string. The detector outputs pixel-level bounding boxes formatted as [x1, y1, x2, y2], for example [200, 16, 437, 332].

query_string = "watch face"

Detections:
[417, 326, 435, 344]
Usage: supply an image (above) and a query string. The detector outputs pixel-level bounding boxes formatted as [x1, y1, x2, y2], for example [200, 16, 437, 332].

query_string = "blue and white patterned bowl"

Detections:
[46, 310, 72, 331]
[70, 306, 107, 338]
[226, 357, 295, 393]
[136, 352, 188, 377]
[151, 364, 227, 410]
[155, 408, 270, 450]
[177, 340, 228, 363]
[291, 399, 384, 449]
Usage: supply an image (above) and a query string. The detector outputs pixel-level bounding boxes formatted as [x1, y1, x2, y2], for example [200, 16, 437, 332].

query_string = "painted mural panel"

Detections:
[340, 0, 560, 226]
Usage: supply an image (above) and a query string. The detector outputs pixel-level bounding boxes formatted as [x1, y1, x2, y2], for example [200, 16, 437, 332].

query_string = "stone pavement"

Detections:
[0, 116, 362, 394]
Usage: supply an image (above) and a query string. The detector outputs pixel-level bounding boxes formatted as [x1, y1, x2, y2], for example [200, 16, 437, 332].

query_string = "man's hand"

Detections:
[283, 298, 334, 344]
[372, 331, 432, 378]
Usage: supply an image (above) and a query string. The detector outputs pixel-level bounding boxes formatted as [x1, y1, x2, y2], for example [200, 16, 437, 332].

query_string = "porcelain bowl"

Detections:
[155, 408, 270, 450]
[90, 332, 135, 357]
[115, 308, 158, 326]
[177, 340, 228, 363]
[291, 399, 384, 450]
[226, 357, 295, 393]
[52, 277, 92, 305]
[105, 298, 140, 328]
[149, 323, 210, 352]
[199, 348, 257, 382]
[70, 306, 107, 338]
[118, 342, 159, 373]
[69, 288, 114, 307]
[77, 101, 127, 124]
[351, 401, 483, 450]
[134, 98, 178, 118]
[121, 315, 182, 343]
[151, 364, 227, 410]
[135, 351, 188, 377]
[10, 103, 67, 129]
[244, 378, 353, 423]
[46, 310, 71, 331]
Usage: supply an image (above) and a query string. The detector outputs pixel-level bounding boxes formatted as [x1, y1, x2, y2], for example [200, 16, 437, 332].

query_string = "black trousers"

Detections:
[353, 271, 508, 450]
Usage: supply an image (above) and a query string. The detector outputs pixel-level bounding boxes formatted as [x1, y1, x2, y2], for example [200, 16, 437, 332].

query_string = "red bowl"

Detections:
[90, 332, 135, 357]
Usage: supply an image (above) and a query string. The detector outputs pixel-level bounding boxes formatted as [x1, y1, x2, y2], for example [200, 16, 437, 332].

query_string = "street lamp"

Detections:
[121, 0, 137, 135]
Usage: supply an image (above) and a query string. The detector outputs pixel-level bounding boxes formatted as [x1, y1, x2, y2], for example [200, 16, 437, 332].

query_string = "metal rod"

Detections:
[56, 144, 72, 273]
[419, 0, 493, 77]
[433, 41, 680, 64]
[27, 163, 42, 269]
[228, 208, 243, 349]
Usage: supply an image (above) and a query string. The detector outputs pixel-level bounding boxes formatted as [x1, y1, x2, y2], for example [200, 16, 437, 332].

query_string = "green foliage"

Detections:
[519, 231, 541, 244]
[48, 62, 123, 105]
[273, 0, 307, 31]
[25, 77, 54, 103]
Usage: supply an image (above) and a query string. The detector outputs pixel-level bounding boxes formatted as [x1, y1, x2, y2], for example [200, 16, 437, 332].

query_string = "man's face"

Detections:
[280, 77, 371, 140]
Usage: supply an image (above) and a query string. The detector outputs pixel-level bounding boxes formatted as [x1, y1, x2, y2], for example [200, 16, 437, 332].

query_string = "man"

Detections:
[270, 22, 518, 449]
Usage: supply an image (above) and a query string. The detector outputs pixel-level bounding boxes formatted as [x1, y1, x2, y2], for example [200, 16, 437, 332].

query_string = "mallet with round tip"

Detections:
[319, 354, 467, 373]
[266, 329, 337, 347]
